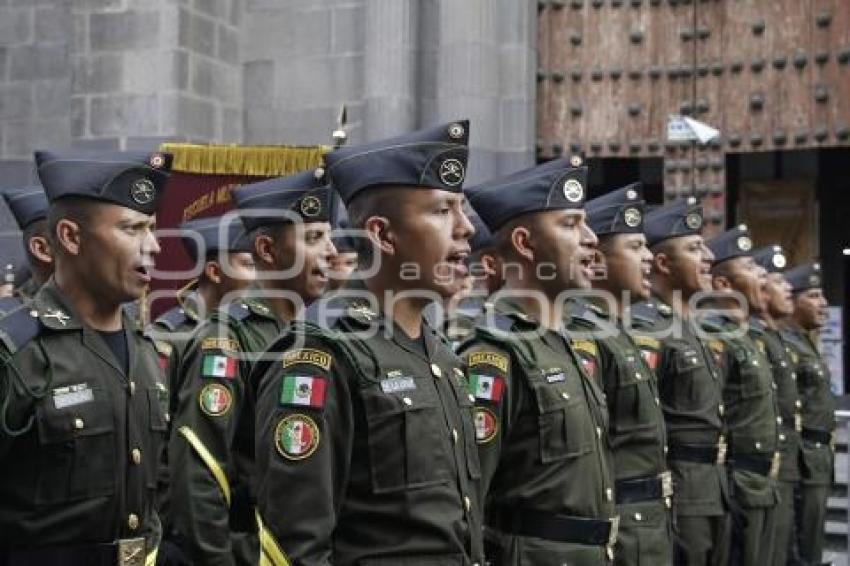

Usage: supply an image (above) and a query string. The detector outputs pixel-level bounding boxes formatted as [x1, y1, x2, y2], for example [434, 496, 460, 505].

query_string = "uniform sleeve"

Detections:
[169, 324, 245, 566]
[457, 340, 514, 500]
[254, 333, 354, 566]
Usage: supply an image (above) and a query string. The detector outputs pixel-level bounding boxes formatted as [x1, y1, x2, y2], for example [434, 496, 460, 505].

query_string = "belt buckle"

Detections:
[769, 452, 781, 480]
[116, 538, 146, 566]
[716, 438, 727, 465]
[659, 470, 673, 498]
[794, 413, 802, 433]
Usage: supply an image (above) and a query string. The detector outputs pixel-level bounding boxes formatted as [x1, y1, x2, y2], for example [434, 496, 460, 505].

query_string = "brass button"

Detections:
[131, 448, 142, 465]
[127, 513, 139, 530]
[73, 418, 85, 430]
[430, 364, 442, 378]
[779, 434, 786, 441]
[402, 397, 413, 406]
[634, 512, 643, 521]
[463, 496, 471, 512]
[452, 429, 459, 444]
[755, 441, 762, 450]
[129, 381, 136, 395]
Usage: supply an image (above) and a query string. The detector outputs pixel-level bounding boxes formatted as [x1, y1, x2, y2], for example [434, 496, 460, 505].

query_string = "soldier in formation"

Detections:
[0, 121, 838, 566]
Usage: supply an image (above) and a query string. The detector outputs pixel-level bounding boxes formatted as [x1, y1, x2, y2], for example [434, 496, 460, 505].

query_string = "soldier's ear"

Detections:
[28, 235, 53, 265]
[652, 251, 671, 276]
[55, 218, 82, 256]
[510, 225, 534, 262]
[203, 260, 222, 284]
[253, 233, 276, 266]
[363, 215, 394, 256]
[711, 274, 731, 291]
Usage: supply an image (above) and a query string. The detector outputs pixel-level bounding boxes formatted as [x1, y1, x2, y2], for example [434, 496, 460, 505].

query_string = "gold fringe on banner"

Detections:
[159, 143, 332, 177]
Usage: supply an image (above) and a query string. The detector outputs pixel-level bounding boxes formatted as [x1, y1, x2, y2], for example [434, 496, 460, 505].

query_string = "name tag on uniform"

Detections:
[381, 375, 416, 394]
[546, 372, 566, 383]
[53, 383, 93, 409]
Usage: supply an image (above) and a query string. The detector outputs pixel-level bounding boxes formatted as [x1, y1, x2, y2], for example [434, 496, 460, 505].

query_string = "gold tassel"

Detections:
[159, 144, 332, 176]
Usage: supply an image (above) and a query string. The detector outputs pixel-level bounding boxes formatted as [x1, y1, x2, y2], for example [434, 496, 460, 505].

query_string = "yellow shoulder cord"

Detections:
[177, 425, 231, 506]
[255, 510, 291, 566]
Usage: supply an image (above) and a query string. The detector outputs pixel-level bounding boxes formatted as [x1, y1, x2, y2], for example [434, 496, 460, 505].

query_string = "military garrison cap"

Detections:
[707, 224, 753, 265]
[3, 187, 48, 230]
[35, 150, 171, 215]
[586, 182, 644, 236]
[752, 245, 787, 273]
[178, 216, 253, 263]
[644, 197, 703, 247]
[231, 170, 331, 232]
[324, 120, 470, 204]
[467, 157, 588, 232]
[332, 219, 358, 254]
[785, 262, 822, 293]
[468, 210, 494, 253]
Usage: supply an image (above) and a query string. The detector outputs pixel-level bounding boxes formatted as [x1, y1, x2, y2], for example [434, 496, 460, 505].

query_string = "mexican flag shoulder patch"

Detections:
[280, 375, 327, 409]
[202, 354, 237, 380]
[468, 372, 505, 403]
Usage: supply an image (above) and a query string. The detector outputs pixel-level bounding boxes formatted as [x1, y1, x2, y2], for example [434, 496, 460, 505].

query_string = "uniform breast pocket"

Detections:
[362, 380, 452, 493]
[612, 362, 657, 434]
[672, 348, 708, 407]
[35, 393, 117, 505]
[147, 388, 168, 432]
[449, 377, 482, 481]
[533, 383, 592, 463]
[797, 363, 820, 388]
[739, 363, 771, 399]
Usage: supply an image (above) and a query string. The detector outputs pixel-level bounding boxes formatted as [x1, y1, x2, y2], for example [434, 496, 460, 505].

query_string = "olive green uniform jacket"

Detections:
[458, 298, 616, 565]
[253, 294, 485, 566]
[0, 279, 166, 564]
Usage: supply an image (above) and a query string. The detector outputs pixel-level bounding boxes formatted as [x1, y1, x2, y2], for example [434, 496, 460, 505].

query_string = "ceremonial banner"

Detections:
[148, 143, 327, 321]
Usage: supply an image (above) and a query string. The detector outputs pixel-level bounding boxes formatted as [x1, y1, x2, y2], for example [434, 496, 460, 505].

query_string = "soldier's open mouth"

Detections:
[135, 264, 152, 283]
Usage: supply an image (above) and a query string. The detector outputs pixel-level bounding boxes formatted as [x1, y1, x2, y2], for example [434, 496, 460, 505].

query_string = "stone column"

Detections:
[362, 0, 418, 140]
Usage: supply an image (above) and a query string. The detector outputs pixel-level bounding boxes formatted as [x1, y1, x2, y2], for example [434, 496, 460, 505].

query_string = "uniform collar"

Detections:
[33, 277, 140, 333]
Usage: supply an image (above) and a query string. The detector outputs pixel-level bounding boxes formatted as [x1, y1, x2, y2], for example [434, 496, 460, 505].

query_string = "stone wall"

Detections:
[241, 0, 538, 183]
[0, 0, 537, 190]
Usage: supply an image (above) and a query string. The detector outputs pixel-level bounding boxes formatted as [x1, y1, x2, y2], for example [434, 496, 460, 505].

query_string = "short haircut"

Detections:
[46, 196, 96, 249]
[345, 186, 405, 266]
[247, 223, 286, 261]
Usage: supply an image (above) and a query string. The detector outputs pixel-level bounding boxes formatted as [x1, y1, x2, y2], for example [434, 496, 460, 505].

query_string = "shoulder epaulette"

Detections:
[216, 301, 253, 323]
[629, 301, 661, 327]
[0, 305, 43, 354]
[154, 306, 190, 331]
[304, 294, 349, 327]
[476, 310, 516, 336]
[0, 296, 24, 315]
